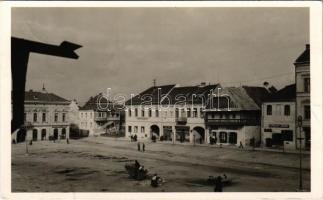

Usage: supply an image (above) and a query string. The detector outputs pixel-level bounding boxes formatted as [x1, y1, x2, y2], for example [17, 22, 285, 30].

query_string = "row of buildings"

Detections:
[124, 44, 310, 150]
[12, 44, 310, 151]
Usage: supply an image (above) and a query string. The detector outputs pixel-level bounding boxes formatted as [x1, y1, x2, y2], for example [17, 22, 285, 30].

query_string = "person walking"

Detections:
[239, 141, 244, 149]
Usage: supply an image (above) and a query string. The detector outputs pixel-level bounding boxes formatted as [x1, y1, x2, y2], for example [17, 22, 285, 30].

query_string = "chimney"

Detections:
[306, 44, 310, 50]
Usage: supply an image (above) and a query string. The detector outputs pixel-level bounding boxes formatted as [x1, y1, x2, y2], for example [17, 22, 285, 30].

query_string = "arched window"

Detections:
[267, 105, 272, 115]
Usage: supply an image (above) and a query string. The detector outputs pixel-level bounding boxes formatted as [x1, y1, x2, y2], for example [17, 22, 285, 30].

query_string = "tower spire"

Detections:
[42, 83, 46, 92]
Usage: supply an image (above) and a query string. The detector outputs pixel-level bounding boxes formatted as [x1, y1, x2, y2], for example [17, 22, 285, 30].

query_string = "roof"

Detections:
[264, 84, 296, 102]
[242, 86, 270, 107]
[80, 93, 123, 111]
[294, 44, 310, 65]
[24, 90, 70, 104]
[125, 84, 175, 105]
[206, 86, 269, 111]
[125, 84, 221, 106]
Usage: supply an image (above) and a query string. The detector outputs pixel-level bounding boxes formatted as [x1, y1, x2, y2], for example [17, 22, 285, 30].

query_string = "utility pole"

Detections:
[297, 115, 303, 191]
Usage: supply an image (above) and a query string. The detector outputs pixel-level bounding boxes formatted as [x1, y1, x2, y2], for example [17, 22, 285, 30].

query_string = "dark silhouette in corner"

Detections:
[11, 37, 81, 133]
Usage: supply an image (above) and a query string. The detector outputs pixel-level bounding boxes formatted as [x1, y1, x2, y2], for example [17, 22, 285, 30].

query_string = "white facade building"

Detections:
[125, 83, 221, 143]
[12, 90, 70, 143]
[261, 84, 296, 150]
[79, 94, 122, 136]
[294, 44, 310, 150]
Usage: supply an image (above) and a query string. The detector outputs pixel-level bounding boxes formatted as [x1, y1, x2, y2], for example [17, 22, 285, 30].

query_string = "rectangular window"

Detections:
[200, 108, 204, 118]
[128, 126, 132, 133]
[156, 109, 159, 117]
[187, 108, 191, 118]
[128, 109, 132, 117]
[304, 105, 310, 119]
[135, 108, 138, 117]
[232, 113, 236, 119]
[141, 109, 145, 117]
[193, 108, 198, 118]
[62, 113, 66, 122]
[141, 126, 145, 133]
[148, 109, 152, 117]
[267, 105, 272, 115]
[304, 78, 310, 93]
[134, 126, 138, 133]
[33, 113, 37, 122]
[284, 105, 290, 116]
[211, 113, 215, 118]
[54, 113, 58, 122]
[175, 108, 179, 118]
[42, 113, 46, 122]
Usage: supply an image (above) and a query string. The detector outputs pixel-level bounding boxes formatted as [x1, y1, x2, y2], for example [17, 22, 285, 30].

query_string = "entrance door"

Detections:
[32, 129, 38, 141]
[54, 129, 59, 140]
[61, 128, 66, 139]
[219, 132, 227, 143]
[229, 132, 237, 144]
[272, 133, 283, 146]
[41, 129, 46, 140]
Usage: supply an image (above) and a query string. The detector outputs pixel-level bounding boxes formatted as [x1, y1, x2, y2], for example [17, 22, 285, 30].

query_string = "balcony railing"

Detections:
[95, 116, 119, 121]
[205, 118, 260, 126]
[176, 117, 187, 124]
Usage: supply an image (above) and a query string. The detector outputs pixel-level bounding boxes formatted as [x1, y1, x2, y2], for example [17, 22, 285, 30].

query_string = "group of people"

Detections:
[130, 134, 138, 142]
[208, 174, 228, 192]
[137, 142, 145, 152]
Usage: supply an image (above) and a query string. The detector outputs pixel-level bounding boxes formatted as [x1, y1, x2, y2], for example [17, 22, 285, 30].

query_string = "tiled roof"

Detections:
[294, 44, 310, 65]
[80, 93, 123, 111]
[206, 86, 269, 111]
[242, 86, 270, 107]
[264, 84, 296, 102]
[24, 90, 69, 104]
[125, 84, 175, 105]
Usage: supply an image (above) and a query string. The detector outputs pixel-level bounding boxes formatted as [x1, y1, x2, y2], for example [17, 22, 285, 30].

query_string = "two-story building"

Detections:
[125, 83, 221, 143]
[261, 84, 296, 150]
[79, 93, 122, 136]
[294, 44, 310, 150]
[204, 86, 269, 147]
[12, 89, 70, 143]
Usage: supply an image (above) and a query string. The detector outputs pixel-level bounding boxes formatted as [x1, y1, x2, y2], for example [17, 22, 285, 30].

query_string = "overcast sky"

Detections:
[12, 7, 309, 105]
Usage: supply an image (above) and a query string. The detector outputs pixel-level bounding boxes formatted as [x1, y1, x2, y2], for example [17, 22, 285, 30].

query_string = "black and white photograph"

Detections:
[0, 1, 322, 199]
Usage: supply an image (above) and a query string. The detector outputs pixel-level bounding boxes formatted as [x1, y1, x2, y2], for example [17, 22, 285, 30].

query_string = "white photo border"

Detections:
[0, 1, 322, 200]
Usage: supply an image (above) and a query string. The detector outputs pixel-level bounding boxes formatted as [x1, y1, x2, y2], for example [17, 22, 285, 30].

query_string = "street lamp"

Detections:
[297, 115, 303, 191]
